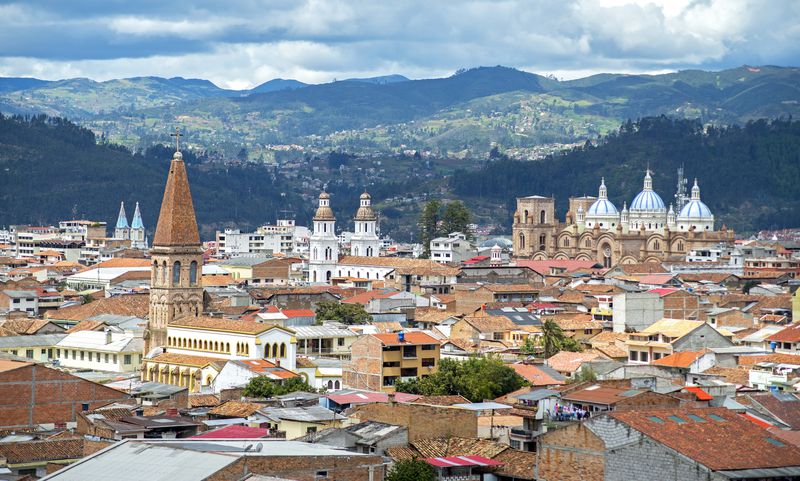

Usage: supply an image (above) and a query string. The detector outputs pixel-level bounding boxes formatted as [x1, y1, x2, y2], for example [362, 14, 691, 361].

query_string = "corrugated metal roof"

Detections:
[0, 333, 66, 348]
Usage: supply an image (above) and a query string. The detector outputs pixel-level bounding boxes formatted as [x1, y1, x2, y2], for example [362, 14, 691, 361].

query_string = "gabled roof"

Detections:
[562, 385, 642, 406]
[651, 350, 705, 368]
[459, 315, 518, 333]
[341, 288, 401, 305]
[608, 408, 800, 471]
[767, 324, 800, 343]
[638, 319, 705, 339]
[546, 351, 603, 373]
[45, 294, 149, 322]
[510, 363, 566, 386]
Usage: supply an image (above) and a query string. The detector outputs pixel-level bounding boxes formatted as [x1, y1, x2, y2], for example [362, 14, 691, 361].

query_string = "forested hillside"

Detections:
[0, 114, 310, 238]
[452, 117, 800, 232]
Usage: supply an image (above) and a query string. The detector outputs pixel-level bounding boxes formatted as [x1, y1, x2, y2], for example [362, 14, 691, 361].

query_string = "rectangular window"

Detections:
[96, 352, 101, 362]
[72, 350, 76, 360]
[124, 354, 132, 365]
[105, 353, 109, 363]
[113, 355, 118, 364]
[25, 349, 34, 359]
[640, 352, 649, 362]
[421, 344, 436, 350]
[421, 358, 435, 367]
[80, 351, 84, 361]
[306, 427, 317, 434]
[338, 338, 345, 346]
[629, 351, 639, 361]
[56, 349, 60, 358]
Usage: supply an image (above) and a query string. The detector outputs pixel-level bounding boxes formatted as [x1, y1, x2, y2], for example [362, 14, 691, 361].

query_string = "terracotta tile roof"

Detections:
[152, 154, 201, 246]
[678, 273, 738, 284]
[0, 359, 32, 373]
[171, 316, 288, 335]
[202, 274, 237, 287]
[492, 447, 537, 479]
[615, 262, 668, 275]
[562, 385, 639, 405]
[639, 319, 705, 339]
[235, 359, 299, 379]
[482, 284, 539, 294]
[767, 324, 800, 343]
[93, 258, 152, 269]
[189, 394, 221, 408]
[0, 438, 86, 464]
[703, 366, 751, 386]
[148, 352, 227, 368]
[510, 363, 566, 386]
[651, 350, 704, 368]
[0, 318, 57, 335]
[337, 256, 460, 276]
[593, 344, 628, 359]
[44, 294, 149, 322]
[342, 289, 400, 305]
[545, 351, 603, 373]
[588, 331, 630, 344]
[414, 308, 461, 325]
[412, 395, 471, 406]
[554, 290, 586, 304]
[609, 408, 800, 471]
[460, 315, 518, 333]
[575, 284, 621, 294]
[515, 259, 601, 274]
[208, 401, 264, 418]
[740, 392, 800, 429]
[553, 317, 603, 331]
[373, 331, 439, 346]
[738, 353, 800, 367]
[66, 320, 106, 333]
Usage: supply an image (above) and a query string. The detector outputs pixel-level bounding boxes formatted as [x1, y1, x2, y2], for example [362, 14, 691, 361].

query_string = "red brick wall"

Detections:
[539, 423, 605, 481]
[342, 336, 382, 391]
[351, 402, 477, 441]
[614, 391, 681, 411]
[663, 291, 699, 320]
[0, 364, 129, 429]
[207, 455, 384, 481]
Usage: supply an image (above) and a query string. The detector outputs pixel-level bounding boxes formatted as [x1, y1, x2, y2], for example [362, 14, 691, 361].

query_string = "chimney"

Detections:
[105, 328, 112, 345]
[387, 392, 396, 404]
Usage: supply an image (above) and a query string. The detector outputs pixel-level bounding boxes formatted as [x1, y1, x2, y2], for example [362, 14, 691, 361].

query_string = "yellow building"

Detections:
[343, 331, 441, 392]
[625, 319, 732, 364]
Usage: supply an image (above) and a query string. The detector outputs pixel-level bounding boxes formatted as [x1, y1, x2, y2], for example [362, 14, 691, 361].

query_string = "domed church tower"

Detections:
[146, 148, 204, 354]
[350, 191, 380, 257]
[309, 192, 339, 284]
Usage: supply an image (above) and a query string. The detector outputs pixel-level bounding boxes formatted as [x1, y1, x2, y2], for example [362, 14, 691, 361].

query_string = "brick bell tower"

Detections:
[145, 134, 204, 354]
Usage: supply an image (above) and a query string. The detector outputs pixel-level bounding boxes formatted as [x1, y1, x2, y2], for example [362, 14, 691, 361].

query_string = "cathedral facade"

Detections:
[512, 170, 734, 267]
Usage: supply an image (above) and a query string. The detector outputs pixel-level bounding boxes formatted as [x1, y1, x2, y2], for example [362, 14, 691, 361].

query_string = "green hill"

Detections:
[451, 116, 800, 233]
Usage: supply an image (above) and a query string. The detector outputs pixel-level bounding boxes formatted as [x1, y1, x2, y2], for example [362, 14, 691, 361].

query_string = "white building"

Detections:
[55, 330, 144, 373]
[213, 358, 300, 393]
[584, 178, 620, 230]
[430, 232, 475, 264]
[308, 192, 339, 284]
[164, 317, 298, 371]
[216, 219, 300, 256]
[1, 290, 39, 316]
[349, 192, 380, 257]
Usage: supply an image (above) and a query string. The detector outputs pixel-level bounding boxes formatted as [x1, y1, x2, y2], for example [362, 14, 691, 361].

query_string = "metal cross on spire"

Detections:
[170, 127, 183, 152]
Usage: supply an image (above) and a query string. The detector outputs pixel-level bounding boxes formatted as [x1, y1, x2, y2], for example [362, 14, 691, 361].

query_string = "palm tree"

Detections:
[541, 319, 566, 358]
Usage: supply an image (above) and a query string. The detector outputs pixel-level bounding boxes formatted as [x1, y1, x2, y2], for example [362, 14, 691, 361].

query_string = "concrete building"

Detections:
[626, 319, 733, 364]
[0, 289, 39, 316]
[54, 330, 144, 373]
[430, 232, 475, 264]
[343, 332, 441, 392]
[612, 292, 663, 333]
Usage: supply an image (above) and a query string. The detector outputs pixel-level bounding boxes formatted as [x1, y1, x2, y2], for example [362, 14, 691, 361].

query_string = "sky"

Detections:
[0, 0, 797, 90]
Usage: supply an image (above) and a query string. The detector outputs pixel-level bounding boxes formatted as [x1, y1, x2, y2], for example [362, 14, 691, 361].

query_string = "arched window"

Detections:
[539, 234, 546, 250]
[280, 343, 286, 357]
[326, 270, 332, 281]
[193, 339, 197, 349]
[653, 240, 660, 250]
[172, 261, 181, 286]
[161, 261, 167, 284]
[265, 345, 270, 358]
[519, 233, 525, 250]
[563, 237, 570, 247]
[540, 210, 546, 224]
[312, 271, 317, 283]
[334, 380, 340, 390]
[327, 380, 334, 389]
[585, 238, 591, 248]
[214, 341, 219, 352]
[524, 210, 529, 223]
[189, 261, 198, 286]
[168, 337, 172, 346]
[226, 342, 230, 353]
[677, 241, 684, 251]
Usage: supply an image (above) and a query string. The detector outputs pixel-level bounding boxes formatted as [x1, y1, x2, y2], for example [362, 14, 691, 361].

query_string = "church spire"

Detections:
[115, 202, 129, 229]
[131, 202, 144, 230]
[152, 151, 200, 247]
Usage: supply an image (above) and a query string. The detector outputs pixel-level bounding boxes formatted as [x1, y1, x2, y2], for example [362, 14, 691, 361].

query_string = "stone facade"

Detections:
[512, 186, 734, 266]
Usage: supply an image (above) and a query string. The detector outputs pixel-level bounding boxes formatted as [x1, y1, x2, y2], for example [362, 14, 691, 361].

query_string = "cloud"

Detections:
[0, 0, 796, 87]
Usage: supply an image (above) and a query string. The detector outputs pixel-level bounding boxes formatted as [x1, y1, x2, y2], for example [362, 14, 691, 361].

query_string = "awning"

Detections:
[425, 455, 503, 468]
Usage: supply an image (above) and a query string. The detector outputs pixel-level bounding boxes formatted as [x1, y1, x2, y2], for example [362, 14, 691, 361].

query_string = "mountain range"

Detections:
[1, 65, 798, 157]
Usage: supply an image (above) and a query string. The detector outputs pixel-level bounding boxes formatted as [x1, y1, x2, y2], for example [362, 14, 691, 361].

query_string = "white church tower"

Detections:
[130, 202, 148, 249]
[350, 192, 380, 257]
[309, 192, 339, 284]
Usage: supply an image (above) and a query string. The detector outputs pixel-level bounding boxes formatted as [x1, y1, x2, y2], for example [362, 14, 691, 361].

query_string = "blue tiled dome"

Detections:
[679, 200, 713, 219]
[587, 198, 619, 215]
[630, 190, 666, 211]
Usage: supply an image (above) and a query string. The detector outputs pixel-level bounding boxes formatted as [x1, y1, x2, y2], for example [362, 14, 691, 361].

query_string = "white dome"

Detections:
[678, 179, 713, 219]
[630, 170, 666, 211]
[587, 199, 618, 215]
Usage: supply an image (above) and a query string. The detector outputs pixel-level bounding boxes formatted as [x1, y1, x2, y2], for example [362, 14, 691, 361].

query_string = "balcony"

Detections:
[509, 427, 539, 441]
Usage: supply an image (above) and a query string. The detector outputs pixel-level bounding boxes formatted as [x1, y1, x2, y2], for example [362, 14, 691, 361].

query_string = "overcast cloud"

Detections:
[0, 0, 797, 89]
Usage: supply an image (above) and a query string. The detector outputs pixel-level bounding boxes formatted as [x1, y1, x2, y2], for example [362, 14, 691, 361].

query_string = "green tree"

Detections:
[540, 319, 582, 358]
[315, 301, 371, 325]
[520, 336, 539, 356]
[242, 375, 316, 398]
[386, 459, 436, 481]
[394, 357, 525, 402]
[418, 199, 442, 258]
[441, 200, 472, 239]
